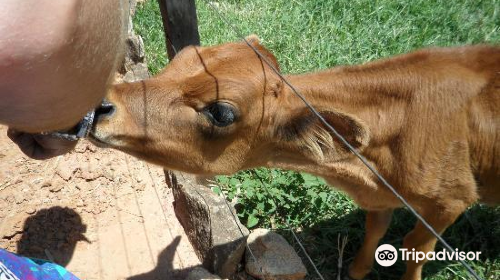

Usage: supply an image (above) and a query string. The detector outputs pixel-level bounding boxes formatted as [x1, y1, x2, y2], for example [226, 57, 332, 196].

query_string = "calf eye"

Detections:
[202, 102, 237, 127]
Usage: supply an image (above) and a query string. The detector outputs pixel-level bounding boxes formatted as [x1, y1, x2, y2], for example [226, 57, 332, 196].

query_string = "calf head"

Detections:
[91, 36, 369, 175]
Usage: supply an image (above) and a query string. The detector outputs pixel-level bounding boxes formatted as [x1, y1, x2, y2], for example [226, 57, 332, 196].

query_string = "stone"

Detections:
[231, 272, 259, 280]
[113, 0, 150, 84]
[49, 183, 64, 193]
[245, 229, 307, 280]
[103, 168, 116, 181]
[129, 0, 138, 16]
[78, 158, 100, 181]
[40, 180, 51, 188]
[76, 199, 85, 208]
[170, 172, 249, 278]
[5, 195, 14, 203]
[56, 162, 76, 181]
[185, 267, 228, 280]
[117, 18, 150, 83]
[0, 213, 25, 239]
[74, 143, 87, 153]
[133, 182, 146, 192]
[125, 34, 146, 65]
[122, 63, 150, 82]
[14, 193, 26, 204]
[87, 144, 97, 153]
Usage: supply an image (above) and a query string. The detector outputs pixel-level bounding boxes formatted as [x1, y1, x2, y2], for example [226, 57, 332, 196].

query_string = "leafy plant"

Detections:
[214, 168, 352, 229]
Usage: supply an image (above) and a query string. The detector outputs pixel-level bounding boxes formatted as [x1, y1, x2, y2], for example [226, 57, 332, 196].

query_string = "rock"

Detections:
[122, 62, 149, 83]
[115, 0, 150, 84]
[49, 183, 64, 193]
[231, 271, 259, 280]
[14, 193, 26, 204]
[171, 172, 249, 278]
[76, 199, 85, 208]
[103, 169, 116, 181]
[185, 267, 228, 280]
[57, 162, 77, 181]
[135, 173, 144, 183]
[78, 157, 100, 181]
[245, 229, 307, 280]
[5, 195, 14, 203]
[79, 170, 97, 181]
[133, 182, 146, 192]
[0, 213, 25, 238]
[125, 34, 145, 65]
[40, 180, 51, 188]
[74, 143, 87, 153]
[87, 144, 97, 153]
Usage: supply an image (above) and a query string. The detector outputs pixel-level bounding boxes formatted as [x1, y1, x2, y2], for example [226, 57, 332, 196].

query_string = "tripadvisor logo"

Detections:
[375, 244, 398, 267]
[375, 244, 482, 267]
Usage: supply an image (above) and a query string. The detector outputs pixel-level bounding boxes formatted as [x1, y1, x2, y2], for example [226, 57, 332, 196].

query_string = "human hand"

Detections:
[7, 128, 77, 160]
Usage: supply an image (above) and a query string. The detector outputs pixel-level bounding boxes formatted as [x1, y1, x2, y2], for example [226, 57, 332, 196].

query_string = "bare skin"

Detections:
[0, 0, 127, 158]
[91, 37, 500, 280]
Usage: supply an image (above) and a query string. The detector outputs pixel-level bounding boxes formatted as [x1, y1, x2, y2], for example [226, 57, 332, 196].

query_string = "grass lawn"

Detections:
[134, 0, 500, 279]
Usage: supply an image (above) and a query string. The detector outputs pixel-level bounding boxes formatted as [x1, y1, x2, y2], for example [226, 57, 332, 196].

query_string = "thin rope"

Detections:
[217, 188, 264, 275]
[201, 1, 483, 280]
[290, 229, 325, 280]
[165, 35, 179, 57]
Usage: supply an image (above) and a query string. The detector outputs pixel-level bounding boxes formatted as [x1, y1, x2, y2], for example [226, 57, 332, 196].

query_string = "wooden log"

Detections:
[157, 0, 201, 203]
[157, 0, 201, 60]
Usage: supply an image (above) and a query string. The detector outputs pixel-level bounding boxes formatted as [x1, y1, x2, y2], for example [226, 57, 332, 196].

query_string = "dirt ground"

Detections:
[0, 126, 201, 280]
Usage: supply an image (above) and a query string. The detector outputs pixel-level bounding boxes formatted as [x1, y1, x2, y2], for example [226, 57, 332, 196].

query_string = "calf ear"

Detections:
[244, 34, 281, 72]
[276, 109, 370, 161]
[245, 34, 261, 45]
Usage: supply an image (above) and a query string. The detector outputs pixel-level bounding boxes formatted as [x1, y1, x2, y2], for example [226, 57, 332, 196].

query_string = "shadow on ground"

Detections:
[127, 236, 203, 280]
[279, 204, 500, 280]
[127, 235, 253, 280]
[15, 206, 248, 280]
[17, 206, 89, 267]
[16, 207, 200, 280]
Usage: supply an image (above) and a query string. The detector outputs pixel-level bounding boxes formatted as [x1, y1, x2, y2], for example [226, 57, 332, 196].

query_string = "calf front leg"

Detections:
[348, 209, 393, 279]
[401, 203, 468, 280]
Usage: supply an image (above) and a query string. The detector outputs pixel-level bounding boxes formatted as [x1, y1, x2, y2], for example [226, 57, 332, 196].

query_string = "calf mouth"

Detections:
[88, 132, 110, 148]
[88, 100, 117, 148]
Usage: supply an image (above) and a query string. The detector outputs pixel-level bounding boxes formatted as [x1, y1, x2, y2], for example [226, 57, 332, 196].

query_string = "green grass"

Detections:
[134, 0, 500, 279]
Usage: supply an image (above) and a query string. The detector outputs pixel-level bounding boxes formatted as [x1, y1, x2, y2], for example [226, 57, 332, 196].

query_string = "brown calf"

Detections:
[91, 37, 500, 280]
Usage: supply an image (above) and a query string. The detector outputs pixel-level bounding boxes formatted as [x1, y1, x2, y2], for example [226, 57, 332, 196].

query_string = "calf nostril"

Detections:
[95, 101, 116, 120]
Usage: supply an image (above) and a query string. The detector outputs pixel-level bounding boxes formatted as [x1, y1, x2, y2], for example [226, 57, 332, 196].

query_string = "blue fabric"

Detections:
[0, 249, 80, 280]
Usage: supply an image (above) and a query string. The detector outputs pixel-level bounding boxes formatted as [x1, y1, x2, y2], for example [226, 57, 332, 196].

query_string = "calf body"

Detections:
[92, 38, 500, 280]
